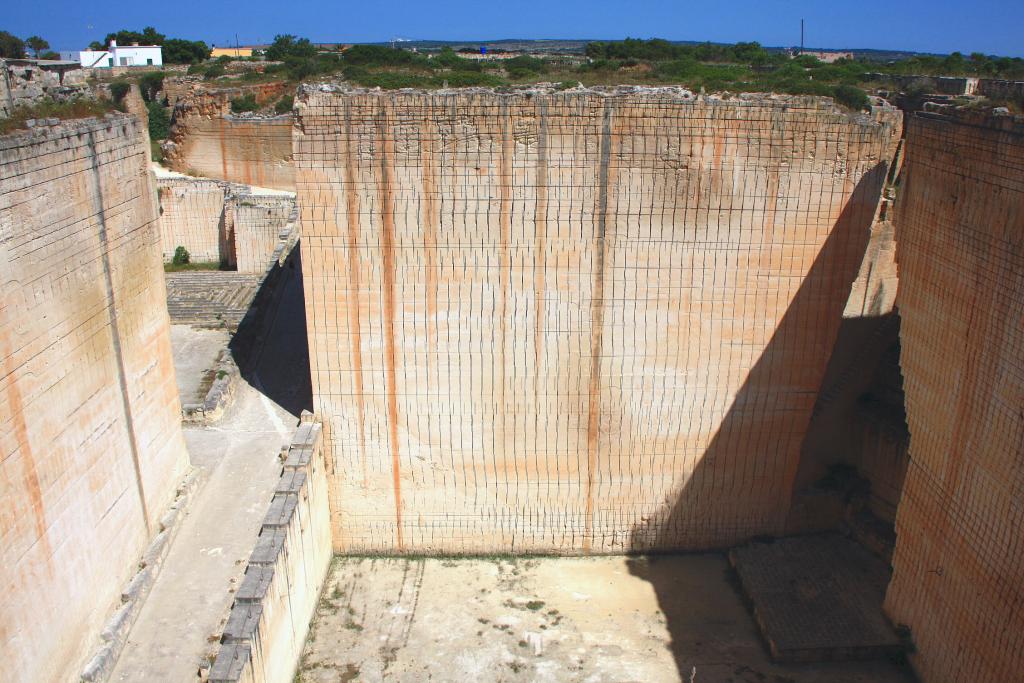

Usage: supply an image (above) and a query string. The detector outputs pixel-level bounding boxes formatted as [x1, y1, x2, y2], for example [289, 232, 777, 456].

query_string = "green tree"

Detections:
[203, 62, 226, 79]
[25, 35, 49, 57]
[833, 84, 869, 111]
[265, 35, 317, 61]
[162, 38, 210, 64]
[172, 246, 190, 266]
[109, 81, 131, 104]
[0, 31, 26, 58]
[230, 94, 258, 113]
[103, 26, 165, 46]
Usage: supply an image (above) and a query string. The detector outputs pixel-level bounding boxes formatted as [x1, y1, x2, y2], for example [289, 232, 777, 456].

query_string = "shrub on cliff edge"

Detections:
[833, 84, 870, 111]
[274, 95, 294, 114]
[230, 94, 259, 113]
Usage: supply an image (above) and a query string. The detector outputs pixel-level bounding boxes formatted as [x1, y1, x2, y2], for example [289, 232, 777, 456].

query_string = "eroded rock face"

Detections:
[0, 115, 188, 683]
[163, 83, 295, 191]
[295, 87, 901, 554]
[0, 58, 89, 117]
[884, 112, 1024, 683]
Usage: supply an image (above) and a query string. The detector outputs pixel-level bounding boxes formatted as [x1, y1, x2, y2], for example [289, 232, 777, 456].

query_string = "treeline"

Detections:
[0, 30, 59, 59]
[586, 38, 778, 66]
[884, 52, 1024, 80]
[256, 37, 511, 87]
[586, 37, 1024, 80]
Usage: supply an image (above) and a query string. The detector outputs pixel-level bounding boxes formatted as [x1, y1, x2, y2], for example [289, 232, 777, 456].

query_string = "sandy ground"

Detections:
[170, 324, 230, 404]
[110, 259, 307, 680]
[298, 555, 914, 683]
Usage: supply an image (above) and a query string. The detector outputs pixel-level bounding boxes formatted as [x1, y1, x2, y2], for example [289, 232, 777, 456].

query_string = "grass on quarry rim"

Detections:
[163, 261, 225, 273]
[0, 99, 120, 136]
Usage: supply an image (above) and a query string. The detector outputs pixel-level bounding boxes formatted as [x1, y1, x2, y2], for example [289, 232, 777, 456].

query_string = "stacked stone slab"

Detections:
[884, 113, 1024, 682]
[295, 87, 900, 554]
[0, 115, 188, 682]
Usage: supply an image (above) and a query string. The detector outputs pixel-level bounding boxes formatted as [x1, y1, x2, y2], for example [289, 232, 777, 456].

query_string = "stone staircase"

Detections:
[165, 272, 263, 328]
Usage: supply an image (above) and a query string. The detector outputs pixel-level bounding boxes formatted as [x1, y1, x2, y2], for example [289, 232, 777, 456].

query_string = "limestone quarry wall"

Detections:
[296, 88, 900, 554]
[0, 58, 89, 117]
[165, 88, 295, 192]
[156, 175, 295, 271]
[157, 176, 227, 262]
[167, 115, 294, 191]
[0, 115, 188, 682]
[884, 113, 1024, 682]
[235, 196, 296, 273]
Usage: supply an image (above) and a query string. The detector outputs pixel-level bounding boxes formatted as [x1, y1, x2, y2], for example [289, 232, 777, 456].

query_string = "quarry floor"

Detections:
[298, 555, 914, 683]
[109, 375, 295, 682]
[111, 255, 309, 680]
[170, 325, 230, 403]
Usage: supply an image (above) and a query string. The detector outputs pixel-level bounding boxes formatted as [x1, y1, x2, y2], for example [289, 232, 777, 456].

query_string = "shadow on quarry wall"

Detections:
[230, 243, 313, 417]
[626, 164, 887, 678]
[789, 311, 908, 530]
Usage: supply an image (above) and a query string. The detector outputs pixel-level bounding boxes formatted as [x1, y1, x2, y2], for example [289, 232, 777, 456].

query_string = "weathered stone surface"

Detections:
[884, 112, 1024, 683]
[234, 197, 296, 273]
[164, 86, 295, 191]
[0, 115, 188, 682]
[296, 555, 912, 682]
[295, 87, 901, 553]
[164, 271, 264, 328]
[156, 174, 295, 269]
[209, 419, 331, 683]
[0, 58, 89, 117]
[730, 534, 901, 662]
[158, 176, 228, 263]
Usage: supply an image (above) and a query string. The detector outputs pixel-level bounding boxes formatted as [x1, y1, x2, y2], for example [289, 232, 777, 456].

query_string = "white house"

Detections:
[75, 41, 163, 69]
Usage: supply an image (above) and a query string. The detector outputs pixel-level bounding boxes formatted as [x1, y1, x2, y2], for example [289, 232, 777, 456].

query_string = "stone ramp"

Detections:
[165, 272, 263, 328]
[729, 534, 902, 663]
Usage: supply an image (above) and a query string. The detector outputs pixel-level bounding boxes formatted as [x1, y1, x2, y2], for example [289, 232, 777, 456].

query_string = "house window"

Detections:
[108, 57, 114, 66]
[146, 58, 153, 65]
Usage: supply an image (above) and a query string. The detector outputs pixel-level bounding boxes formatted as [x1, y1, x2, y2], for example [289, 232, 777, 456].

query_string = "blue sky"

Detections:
[8, 0, 1024, 57]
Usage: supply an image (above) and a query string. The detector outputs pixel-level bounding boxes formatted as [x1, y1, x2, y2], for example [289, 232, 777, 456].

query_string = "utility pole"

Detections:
[800, 19, 805, 55]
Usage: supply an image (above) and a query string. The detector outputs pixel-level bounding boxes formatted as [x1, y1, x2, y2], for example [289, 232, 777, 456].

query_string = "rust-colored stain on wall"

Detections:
[295, 90, 900, 554]
[0, 116, 188, 683]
